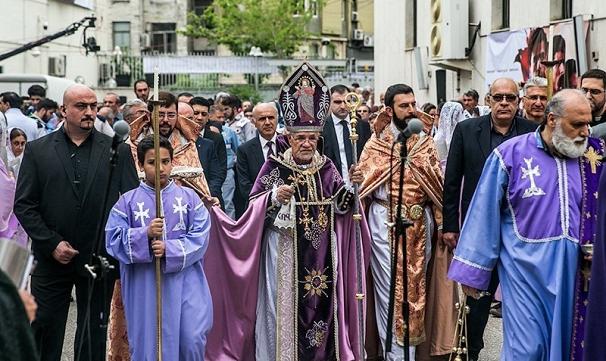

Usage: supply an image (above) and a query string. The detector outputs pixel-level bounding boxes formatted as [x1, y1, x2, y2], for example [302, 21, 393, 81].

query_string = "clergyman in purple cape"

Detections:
[204, 62, 371, 360]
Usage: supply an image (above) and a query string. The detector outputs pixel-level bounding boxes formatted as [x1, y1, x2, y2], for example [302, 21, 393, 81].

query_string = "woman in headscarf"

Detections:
[6, 128, 27, 179]
[433, 101, 465, 167]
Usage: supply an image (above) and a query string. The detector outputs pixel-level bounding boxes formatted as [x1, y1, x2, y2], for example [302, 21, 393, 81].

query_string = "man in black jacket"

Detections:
[14, 84, 139, 361]
[443, 77, 537, 361]
[236, 102, 278, 209]
[191, 96, 227, 206]
[322, 84, 371, 185]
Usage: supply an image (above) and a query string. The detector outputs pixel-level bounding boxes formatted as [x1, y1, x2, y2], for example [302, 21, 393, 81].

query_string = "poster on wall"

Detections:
[485, 20, 588, 93]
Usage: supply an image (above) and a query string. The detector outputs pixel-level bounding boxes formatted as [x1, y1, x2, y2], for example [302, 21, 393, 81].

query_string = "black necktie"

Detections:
[266, 140, 274, 158]
[341, 120, 353, 168]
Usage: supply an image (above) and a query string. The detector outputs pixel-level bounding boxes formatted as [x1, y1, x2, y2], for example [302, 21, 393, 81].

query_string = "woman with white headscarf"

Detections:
[0, 114, 28, 246]
[434, 101, 465, 165]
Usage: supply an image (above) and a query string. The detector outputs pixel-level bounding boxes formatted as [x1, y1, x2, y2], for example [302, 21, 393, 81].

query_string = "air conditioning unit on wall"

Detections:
[430, 0, 469, 60]
[353, 29, 364, 41]
[48, 56, 66, 77]
[140, 33, 151, 49]
[363, 35, 374, 47]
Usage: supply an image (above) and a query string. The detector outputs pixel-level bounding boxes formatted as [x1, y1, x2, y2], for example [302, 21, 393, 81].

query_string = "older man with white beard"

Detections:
[448, 88, 603, 361]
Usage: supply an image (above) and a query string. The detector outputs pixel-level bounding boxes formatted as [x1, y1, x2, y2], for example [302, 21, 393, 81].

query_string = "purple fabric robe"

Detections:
[583, 148, 606, 360]
[570, 137, 604, 361]
[0, 159, 27, 246]
[105, 181, 213, 361]
[448, 132, 603, 361]
[205, 154, 370, 361]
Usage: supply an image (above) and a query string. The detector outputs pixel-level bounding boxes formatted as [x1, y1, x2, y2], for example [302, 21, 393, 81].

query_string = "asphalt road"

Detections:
[61, 302, 504, 360]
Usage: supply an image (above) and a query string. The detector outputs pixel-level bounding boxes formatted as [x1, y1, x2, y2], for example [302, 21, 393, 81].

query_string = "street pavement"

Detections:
[61, 301, 504, 360]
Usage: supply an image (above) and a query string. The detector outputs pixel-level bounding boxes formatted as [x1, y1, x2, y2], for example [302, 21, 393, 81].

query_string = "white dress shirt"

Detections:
[259, 133, 277, 161]
[5, 108, 39, 142]
[331, 113, 351, 185]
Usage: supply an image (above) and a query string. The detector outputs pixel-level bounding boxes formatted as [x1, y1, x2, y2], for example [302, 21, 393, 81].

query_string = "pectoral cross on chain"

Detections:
[134, 202, 150, 227]
[584, 147, 602, 174]
[172, 197, 187, 231]
[521, 157, 546, 198]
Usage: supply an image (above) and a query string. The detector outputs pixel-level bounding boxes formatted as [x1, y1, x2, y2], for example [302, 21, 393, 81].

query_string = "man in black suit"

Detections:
[443, 77, 537, 361]
[322, 84, 371, 185]
[14, 84, 138, 361]
[236, 102, 278, 209]
[191, 97, 227, 205]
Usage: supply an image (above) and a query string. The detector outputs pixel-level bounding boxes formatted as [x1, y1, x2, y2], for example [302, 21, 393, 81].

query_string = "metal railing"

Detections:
[96, 53, 374, 93]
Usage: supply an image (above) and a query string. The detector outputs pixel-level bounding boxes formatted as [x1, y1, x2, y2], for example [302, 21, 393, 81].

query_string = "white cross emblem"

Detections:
[172, 197, 187, 231]
[521, 157, 546, 198]
[134, 202, 150, 227]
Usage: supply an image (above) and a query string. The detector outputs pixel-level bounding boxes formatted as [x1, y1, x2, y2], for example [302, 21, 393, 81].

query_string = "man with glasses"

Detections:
[125, 91, 211, 198]
[579, 69, 606, 140]
[205, 63, 369, 361]
[443, 77, 536, 361]
[580, 69, 606, 126]
[522, 77, 549, 123]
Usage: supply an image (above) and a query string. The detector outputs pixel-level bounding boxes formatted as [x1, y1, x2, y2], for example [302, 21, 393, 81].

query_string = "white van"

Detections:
[0, 74, 76, 103]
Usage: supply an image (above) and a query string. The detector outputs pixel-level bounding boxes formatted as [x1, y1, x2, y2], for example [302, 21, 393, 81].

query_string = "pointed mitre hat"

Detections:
[278, 62, 330, 132]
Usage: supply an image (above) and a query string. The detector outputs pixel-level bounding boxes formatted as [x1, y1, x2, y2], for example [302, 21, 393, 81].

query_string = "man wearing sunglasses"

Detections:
[522, 77, 548, 124]
[443, 77, 536, 361]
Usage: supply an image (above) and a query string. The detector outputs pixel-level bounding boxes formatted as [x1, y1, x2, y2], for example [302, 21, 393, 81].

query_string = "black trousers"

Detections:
[31, 271, 115, 361]
[466, 268, 499, 360]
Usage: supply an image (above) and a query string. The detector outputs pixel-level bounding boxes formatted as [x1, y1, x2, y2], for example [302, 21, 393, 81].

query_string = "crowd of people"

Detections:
[1, 63, 606, 361]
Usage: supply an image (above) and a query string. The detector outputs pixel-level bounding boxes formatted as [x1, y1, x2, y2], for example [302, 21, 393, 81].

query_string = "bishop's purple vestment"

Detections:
[205, 150, 370, 361]
[105, 181, 213, 361]
[583, 156, 606, 359]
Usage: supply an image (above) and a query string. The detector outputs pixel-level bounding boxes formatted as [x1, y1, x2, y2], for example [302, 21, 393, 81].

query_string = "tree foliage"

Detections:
[180, 0, 319, 58]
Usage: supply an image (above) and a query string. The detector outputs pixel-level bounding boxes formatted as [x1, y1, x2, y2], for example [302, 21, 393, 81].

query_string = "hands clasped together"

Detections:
[147, 218, 166, 258]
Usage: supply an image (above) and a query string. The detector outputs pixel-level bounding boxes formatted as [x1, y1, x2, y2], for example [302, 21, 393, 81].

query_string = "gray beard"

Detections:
[552, 122, 587, 158]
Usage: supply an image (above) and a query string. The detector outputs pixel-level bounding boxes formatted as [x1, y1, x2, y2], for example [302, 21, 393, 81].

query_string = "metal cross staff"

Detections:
[150, 67, 164, 361]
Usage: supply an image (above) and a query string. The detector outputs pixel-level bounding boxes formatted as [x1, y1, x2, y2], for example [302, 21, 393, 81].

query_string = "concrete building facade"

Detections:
[0, 0, 98, 87]
[374, 0, 605, 106]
